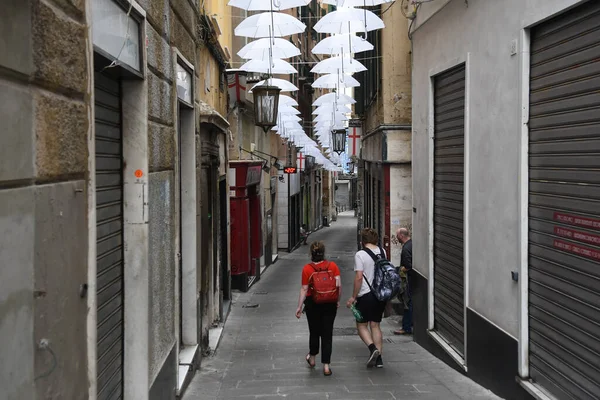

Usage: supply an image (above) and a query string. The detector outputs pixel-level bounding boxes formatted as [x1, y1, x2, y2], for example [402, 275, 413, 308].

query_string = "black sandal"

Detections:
[305, 353, 315, 368]
[323, 367, 332, 376]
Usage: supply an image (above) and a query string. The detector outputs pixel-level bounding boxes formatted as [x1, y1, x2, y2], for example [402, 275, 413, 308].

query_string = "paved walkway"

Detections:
[184, 212, 503, 400]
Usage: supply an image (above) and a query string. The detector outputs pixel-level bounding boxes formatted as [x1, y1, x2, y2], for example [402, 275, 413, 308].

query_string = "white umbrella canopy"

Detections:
[238, 38, 300, 59]
[313, 104, 352, 114]
[279, 105, 301, 114]
[311, 33, 374, 55]
[312, 92, 356, 106]
[279, 94, 299, 106]
[250, 78, 299, 92]
[314, 7, 384, 34]
[312, 73, 360, 88]
[229, 0, 310, 11]
[235, 12, 306, 38]
[321, 0, 394, 6]
[240, 58, 297, 74]
[315, 112, 348, 122]
[311, 55, 367, 74]
[277, 114, 302, 123]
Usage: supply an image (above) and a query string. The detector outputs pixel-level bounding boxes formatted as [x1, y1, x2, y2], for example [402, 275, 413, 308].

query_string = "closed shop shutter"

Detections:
[528, 2, 600, 399]
[94, 70, 124, 400]
[433, 63, 466, 356]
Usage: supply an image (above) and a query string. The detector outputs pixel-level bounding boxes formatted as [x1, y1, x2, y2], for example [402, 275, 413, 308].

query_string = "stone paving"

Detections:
[184, 212, 503, 400]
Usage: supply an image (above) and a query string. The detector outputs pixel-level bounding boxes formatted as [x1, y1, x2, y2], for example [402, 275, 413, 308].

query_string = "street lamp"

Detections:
[332, 128, 347, 155]
[252, 83, 281, 133]
[348, 161, 355, 173]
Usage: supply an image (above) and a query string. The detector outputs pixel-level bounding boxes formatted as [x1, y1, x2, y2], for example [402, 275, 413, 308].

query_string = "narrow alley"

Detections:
[184, 212, 502, 400]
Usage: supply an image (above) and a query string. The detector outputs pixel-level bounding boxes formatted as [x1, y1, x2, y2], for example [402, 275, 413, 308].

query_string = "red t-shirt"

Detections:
[302, 260, 341, 297]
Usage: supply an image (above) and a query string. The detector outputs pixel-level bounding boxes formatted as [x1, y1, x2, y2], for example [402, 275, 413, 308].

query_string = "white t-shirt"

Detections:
[354, 246, 386, 297]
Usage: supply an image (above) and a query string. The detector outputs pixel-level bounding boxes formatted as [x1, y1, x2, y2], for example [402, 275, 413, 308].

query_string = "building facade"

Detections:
[0, 0, 231, 398]
[411, 1, 600, 400]
[356, 2, 413, 264]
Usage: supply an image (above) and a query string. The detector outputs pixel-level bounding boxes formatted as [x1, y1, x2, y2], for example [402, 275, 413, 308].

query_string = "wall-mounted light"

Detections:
[332, 128, 347, 155]
[253, 84, 281, 133]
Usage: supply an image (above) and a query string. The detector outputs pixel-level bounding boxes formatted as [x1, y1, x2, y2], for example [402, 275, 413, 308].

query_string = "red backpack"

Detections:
[309, 262, 339, 304]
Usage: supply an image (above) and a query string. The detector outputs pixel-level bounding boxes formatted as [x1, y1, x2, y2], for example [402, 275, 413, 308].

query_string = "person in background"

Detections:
[300, 224, 310, 245]
[295, 241, 341, 376]
[394, 227, 413, 335]
[346, 228, 387, 368]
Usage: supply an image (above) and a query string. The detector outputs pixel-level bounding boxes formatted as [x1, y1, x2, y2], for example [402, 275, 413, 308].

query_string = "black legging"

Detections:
[304, 298, 337, 364]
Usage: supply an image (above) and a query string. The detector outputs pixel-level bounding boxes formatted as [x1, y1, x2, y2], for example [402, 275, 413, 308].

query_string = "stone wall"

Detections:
[0, 1, 91, 399]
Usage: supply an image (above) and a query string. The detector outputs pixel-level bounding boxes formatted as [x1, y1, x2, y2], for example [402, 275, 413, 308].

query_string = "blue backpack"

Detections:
[363, 247, 401, 302]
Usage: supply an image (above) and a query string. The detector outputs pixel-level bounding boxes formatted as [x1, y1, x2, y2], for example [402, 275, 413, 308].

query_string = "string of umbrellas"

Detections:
[229, 0, 395, 171]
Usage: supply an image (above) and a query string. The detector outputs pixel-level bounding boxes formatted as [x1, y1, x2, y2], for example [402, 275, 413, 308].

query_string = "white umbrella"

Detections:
[312, 73, 360, 89]
[313, 92, 356, 106]
[229, 0, 310, 11]
[250, 78, 299, 92]
[277, 114, 302, 123]
[238, 38, 300, 59]
[235, 12, 306, 38]
[321, 0, 394, 6]
[311, 55, 366, 74]
[279, 105, 301, 114]
[315, 112, 348, 122]
[314, 7, 384, 34]
[312, 34, 374, 55]
[313, 104, 352, 114]
[240, 58, 297, 74]
[279, 94, 299, 106]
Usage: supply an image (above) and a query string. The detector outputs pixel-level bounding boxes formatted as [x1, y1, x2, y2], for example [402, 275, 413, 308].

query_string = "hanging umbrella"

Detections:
[279, 105, 301, 114]
[321, 0, 394, 6]
[315, 112, 348, 122]
[229, 0, 310, 11]
[312, 73, 360, 88]
[238, 38, 300, 59]
[235, 12, 306, 38]
[314, 7, 384, 34]
[240, 58, 297, 74]
[279, 94, 299, 106]
[250, 78, 299, 92]
[311, 33, 374, 55]
[312, 92, 356, 106]
[313, 104, 352, 114]
[311, 55, 367, 74]
[277, 114, 302, 123]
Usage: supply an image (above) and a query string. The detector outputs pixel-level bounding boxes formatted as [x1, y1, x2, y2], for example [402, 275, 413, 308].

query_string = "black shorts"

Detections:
[355, 291, 386, 323]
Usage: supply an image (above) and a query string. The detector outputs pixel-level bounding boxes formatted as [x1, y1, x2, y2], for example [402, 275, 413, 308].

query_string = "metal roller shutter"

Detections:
[433, 63, 466, 356]
[528, 2, 600, 399]
[94, 70, 124, 400]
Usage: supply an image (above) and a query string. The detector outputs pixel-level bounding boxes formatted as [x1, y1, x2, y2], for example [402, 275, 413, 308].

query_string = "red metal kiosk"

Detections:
[229, 160, 263, 292]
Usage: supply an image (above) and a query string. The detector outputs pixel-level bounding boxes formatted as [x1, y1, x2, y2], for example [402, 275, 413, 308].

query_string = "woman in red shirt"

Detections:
[295, 241, 341, 376]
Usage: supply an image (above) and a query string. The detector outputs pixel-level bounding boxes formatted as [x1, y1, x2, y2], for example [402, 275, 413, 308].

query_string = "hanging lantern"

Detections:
[332, 128, 347, 155]
[253, 83, 281, 133]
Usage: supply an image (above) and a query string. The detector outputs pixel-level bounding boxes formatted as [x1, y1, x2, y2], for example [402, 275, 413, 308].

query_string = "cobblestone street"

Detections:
[184, 213, 503, 400]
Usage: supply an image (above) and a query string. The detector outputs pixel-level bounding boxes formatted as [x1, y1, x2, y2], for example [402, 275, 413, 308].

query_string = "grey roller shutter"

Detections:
[95, 70, 124, 400]
[433, 63, 466, 356]
[529, 2, 600, 399]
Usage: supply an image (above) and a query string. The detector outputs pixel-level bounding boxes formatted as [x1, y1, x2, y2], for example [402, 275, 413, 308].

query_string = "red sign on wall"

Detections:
[553, 240, 600, 261]
[554, 212, 600, 230]
[554, 227, 600, 246]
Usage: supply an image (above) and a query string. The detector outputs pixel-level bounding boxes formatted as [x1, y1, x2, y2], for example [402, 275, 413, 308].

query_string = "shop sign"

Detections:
[246, 165, 262, 186]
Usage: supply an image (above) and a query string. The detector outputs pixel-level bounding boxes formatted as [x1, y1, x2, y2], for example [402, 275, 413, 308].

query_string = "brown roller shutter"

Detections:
[433, 63, 466, 356]
[95, 69, 124, 400]
[528, 2, 600, 399]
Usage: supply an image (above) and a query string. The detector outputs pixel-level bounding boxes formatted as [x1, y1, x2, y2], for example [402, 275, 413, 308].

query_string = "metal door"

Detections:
[528, 2, 600, 399]
[94, 70, 124, 399]
[433, 63, 466, 356]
